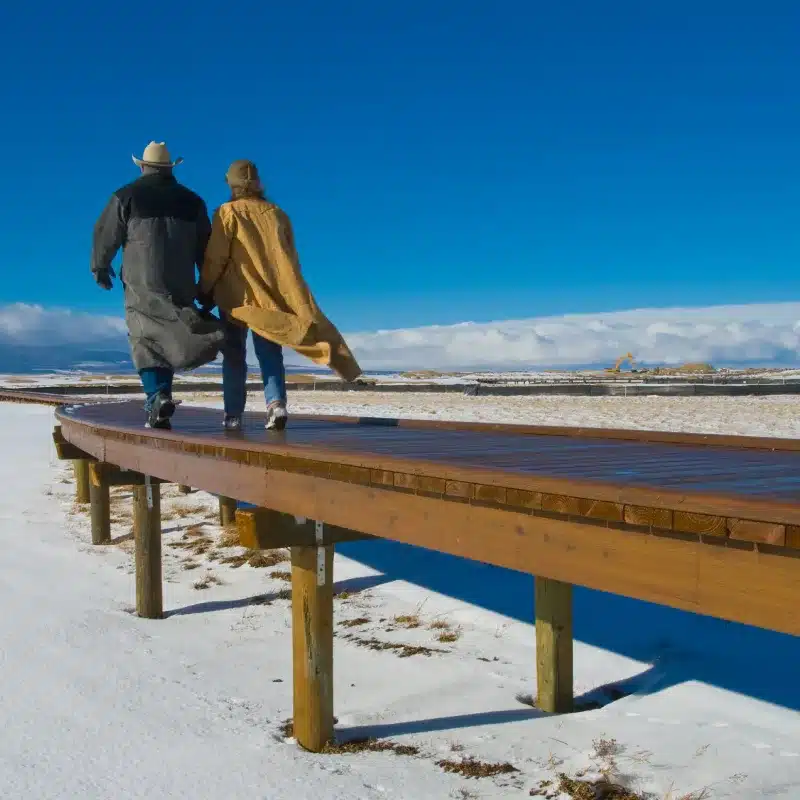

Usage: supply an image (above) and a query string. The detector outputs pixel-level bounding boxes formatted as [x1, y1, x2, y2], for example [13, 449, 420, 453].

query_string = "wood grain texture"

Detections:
[624, 505, 673, 529]
[787, 526, 800, 550]
[88, 468, 110, 545]
[674, 511, 727, 537]
[133, 481, 162, 619]
[535, 577, 573, 713]
[291, 544, 334, 752]
[219, 496, 237, 527]
[133, 484, 164, 619]
[541, 494, 583, 516]
[238, 508, 373, 549]
[580, 499, 625, 523]
[727, 519, 786, 546]
[54, 409, 800, 637]
[73, 460, 90, 504]
[56, 409, 800, 527]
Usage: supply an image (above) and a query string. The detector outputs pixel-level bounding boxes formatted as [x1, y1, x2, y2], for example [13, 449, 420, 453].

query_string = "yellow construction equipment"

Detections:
[605, 352, 636, 373]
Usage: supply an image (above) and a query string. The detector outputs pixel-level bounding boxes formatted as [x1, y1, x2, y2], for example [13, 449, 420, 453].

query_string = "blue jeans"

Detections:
[221, 314, 287, 417]
[139, 367, 173, 411]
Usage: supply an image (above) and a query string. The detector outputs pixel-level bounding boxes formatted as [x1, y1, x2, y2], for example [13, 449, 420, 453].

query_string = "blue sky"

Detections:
[0, 1, 798, 332]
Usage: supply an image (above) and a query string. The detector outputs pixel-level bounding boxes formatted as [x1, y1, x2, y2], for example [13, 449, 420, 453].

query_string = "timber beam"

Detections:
[236, 507, 374, 550]
[89, 461, 168, 487]
[53, 425, 93, 462]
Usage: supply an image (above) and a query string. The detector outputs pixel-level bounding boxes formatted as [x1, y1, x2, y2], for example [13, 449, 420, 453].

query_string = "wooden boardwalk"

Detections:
[50, 400, 800, 751]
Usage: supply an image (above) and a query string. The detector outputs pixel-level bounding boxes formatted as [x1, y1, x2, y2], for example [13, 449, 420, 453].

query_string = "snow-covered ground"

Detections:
[2, 401, 800, 799]
[4, 366, 800, 392]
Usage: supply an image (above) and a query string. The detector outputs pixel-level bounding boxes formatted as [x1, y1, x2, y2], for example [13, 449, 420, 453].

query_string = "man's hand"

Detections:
[94, 266, 115, 290]
[197, 291, 215, 312]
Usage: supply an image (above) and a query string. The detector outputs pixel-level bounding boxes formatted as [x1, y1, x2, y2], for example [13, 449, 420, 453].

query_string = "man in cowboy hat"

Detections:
[91, 141, 224, 429]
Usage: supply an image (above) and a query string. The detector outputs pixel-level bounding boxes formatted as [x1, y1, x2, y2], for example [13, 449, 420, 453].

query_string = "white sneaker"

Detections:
[265, 403, 288, 431]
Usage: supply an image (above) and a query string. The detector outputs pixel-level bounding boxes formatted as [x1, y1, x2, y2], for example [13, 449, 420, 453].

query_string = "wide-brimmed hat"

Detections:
[132, 141, 184, 168]
[225, 159, 261, 188]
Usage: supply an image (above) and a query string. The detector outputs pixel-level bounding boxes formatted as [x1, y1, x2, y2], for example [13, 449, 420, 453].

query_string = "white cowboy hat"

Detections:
[132, 141, 184, 168]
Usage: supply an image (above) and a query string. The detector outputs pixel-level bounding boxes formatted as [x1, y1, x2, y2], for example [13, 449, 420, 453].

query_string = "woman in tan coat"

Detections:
[200, 160, 362, 430]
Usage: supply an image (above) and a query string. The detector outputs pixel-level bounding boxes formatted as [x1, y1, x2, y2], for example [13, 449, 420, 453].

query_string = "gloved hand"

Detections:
[95, 266, 115, 290]
[196, 291, 215, 312]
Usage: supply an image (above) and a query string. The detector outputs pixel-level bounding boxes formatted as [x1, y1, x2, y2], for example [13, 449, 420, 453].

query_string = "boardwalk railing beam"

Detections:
[292, 522, 334, 752]
[236, 507, 373, 549]
[133, 476, 162, 619]
[535, 576, 573, 713]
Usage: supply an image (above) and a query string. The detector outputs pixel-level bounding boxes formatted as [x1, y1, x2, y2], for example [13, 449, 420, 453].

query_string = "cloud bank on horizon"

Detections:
[1, 301, 798, 372]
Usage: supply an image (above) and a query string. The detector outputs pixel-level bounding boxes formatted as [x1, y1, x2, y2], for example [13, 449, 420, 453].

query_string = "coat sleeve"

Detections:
[199, 207, 233, 294]
[91, 194, 126, 276]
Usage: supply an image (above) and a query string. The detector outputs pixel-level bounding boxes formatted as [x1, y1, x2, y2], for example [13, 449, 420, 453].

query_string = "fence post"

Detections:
[133, 476, 162, 619]
[73, 459, 91, 504]
[88, 463, 111, 545]
[535, 576, 573, 713]
[291, 522, 334, 752]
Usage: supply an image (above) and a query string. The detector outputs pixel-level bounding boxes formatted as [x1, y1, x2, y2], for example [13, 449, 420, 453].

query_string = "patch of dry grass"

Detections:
[193, 573, 223, 590]
[217, 526, 240, 548]
[339, 632, 446, 658]
[163, 499, 217, 522]
[339, 617, 370, 628]
[393, 614, 421, 629]
[278, 719, 419, 757]
[217, 549, 288, 569]
[169, 534, 215, 557]
[270, 570, 292, 582]
[435, 628, 462, 643]
[250, 550, 288, 568]
[528, 773, 644, 799]
[436, 756, 518, 779]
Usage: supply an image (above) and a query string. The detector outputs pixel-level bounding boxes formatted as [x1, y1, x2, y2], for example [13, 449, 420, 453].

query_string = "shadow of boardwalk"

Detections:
[337, 538, 800, 711]
[166, 573, 391, 617]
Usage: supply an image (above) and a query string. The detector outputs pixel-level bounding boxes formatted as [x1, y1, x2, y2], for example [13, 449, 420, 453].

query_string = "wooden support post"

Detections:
[535, 576, 573, 713]
[219, 496, 237, 527]
[88, 462, 111, 545]
[291, 524, 334, 752]
[73, 459, 90, 504]
[133, 477, 162, 620]
[178, 485, 192, 494]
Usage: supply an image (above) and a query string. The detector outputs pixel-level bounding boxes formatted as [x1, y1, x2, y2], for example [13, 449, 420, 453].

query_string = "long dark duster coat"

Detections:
[91, 172, 224, 372]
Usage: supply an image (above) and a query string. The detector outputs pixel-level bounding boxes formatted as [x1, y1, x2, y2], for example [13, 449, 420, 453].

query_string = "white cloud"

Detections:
[1, 301, 798, 372]
[344, 303, 800, 370]
[0, 303, 128, 348]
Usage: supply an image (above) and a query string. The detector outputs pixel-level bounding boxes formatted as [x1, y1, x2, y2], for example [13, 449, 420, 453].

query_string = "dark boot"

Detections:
[145, 391, 178, 430]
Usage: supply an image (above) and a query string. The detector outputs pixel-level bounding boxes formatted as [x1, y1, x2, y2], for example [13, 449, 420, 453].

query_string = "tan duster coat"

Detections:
[200, 198, 362, 382]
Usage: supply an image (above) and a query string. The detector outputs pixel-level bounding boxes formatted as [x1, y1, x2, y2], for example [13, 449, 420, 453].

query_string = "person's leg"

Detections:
[251, 331, 287, 429]
[220, 313, 248, 425]
[138, 366, 176, 428]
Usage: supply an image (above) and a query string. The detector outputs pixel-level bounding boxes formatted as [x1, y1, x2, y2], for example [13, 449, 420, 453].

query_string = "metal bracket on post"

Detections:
[315, 520, 325, 586]
[145, 474, 153, 510]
